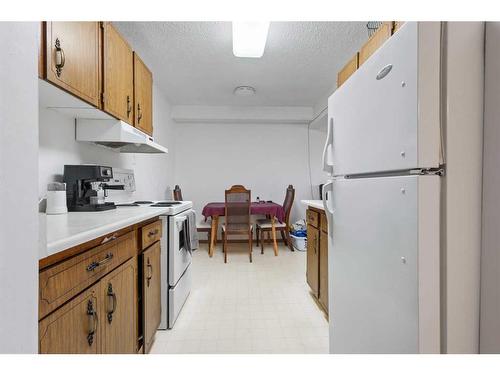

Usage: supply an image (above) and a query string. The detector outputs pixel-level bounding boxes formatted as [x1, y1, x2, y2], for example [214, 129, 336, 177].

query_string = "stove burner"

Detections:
[134, 201, 154, 204]
[154, 201, 182, 205]
[116, 203, 140, 207]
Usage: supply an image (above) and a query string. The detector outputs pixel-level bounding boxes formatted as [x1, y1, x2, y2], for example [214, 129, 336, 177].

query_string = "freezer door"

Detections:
[327, 22, 440, 176]
[329, 175, 440, 353]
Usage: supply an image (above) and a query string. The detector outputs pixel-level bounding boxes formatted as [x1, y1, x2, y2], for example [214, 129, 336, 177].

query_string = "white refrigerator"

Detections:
[321, 22, 443, 353]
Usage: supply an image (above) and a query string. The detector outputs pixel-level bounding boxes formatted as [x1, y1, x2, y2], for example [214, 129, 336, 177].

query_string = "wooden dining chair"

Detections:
[172, 184, 215, 246]
[221, 185, 252, 263]
[256, 184, 295, 253]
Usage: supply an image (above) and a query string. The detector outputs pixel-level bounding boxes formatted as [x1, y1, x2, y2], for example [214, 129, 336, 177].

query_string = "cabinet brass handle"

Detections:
[137, 103, 142, 124]
[86, 252, 114, 272]
[54, 38, 65, 77]
[106, 283, 117, 324]
[146, 258, 152, 287]
[126, 95, 132, 117]
[87, 299, 98, 346]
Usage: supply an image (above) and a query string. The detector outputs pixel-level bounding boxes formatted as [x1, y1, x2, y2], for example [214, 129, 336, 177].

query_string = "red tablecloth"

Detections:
[202, 202, 285, 223]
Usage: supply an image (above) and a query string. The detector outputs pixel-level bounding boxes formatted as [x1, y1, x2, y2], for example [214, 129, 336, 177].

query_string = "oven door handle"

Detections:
[175, 215, 187, 231]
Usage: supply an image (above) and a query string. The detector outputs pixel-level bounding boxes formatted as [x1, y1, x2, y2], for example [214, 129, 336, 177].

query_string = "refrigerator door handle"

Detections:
[322, 117, 334, 175]
[322, 181, 334, 215]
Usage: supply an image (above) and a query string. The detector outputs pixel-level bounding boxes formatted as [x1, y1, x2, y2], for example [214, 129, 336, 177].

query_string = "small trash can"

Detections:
[290, 231, 307, 251]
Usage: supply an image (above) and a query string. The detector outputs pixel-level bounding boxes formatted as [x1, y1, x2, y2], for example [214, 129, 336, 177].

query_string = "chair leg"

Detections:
[249, 230, 253, 263]
[224, 231, 228, 263]
[207, 231, 211, 252]
[286, 230, 294, 251]
[256, 227, 260, 248]
[261, 230, 265, 254]
[280, 229, 287, 245]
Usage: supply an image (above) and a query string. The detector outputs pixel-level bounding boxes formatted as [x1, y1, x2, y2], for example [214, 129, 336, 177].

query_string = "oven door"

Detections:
[168, 209, 193, 286]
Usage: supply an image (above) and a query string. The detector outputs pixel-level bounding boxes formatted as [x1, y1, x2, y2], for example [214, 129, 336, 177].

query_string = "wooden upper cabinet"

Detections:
[337, 52, 359, 88]
[39, 286, 101, 354]
[359, 22, 393, 66]
[45, 22, 101, 107]
[142, 242, 161, 353]
[393, 21, 405, 34]
[103, 22, 134, 124]
[101, 258, 138, 354]
[134, 53, 153, 136]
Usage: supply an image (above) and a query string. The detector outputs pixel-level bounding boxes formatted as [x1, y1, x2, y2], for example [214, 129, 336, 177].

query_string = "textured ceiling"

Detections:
[115, 22, 368, 107]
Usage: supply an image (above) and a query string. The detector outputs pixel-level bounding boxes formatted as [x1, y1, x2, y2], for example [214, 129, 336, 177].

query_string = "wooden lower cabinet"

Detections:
[142, 242, 161, 353]
[306, 207, 329, 315]
[101, 257, 138, 354]
[39, 218, 164, 354]
[39, 285, 101, 354]
[319, 229, 329, 312]
[306, 224, 319, 297]
[39, 258, 138, 354]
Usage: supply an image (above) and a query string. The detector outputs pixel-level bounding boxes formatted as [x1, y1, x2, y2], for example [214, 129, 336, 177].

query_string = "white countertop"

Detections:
[39, 206, 171, 260]
[300, 200, 325, 211]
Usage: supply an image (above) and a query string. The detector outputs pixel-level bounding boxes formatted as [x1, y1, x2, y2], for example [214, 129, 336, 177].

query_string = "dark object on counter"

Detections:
[319, 183, 324, 200]
[173, 185, 183, 200]
[63, 165, 116, 212]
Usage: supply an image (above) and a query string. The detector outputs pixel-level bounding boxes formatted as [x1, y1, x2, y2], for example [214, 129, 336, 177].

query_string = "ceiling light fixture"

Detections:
[232, 22, 270, 58]
[233, 86, 256, 96]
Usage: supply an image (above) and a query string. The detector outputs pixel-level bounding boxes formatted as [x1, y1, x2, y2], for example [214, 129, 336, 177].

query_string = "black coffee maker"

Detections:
[63, 165, 117, 212]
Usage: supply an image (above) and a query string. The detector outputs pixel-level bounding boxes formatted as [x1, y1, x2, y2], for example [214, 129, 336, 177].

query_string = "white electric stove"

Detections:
[117, 200, 193, 328]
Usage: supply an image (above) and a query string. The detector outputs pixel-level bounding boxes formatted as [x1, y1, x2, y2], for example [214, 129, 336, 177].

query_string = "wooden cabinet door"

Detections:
[306, 225, 319, 297]
[319, 230, 329, 314]
[134, 53, 153, 136]
[45, 22, 101, 107]
[101, 257, 137, 354]
[142, 242, 161, 353]
[103, 22, 134, 124]
[39, 286, 100, 354]
[337, 52, 359, 88]
[359, 22, 393, 66]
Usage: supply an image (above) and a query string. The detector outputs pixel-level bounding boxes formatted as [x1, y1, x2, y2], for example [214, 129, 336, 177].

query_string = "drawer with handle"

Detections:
[141, 220, 162, 250]
[39, 230, 136, 319]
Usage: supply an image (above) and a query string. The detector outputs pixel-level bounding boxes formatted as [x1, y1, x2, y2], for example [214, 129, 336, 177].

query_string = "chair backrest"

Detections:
[173, 185, 183, 201]
[225, 185, 251, 227]
[282, 184, 295, 225]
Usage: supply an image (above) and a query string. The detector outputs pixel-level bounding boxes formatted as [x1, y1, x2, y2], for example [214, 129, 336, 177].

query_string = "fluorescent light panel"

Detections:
[232, 22, 270, 58]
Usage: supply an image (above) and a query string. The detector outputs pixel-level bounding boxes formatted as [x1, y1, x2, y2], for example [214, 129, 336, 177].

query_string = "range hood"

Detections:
[76, 119, 168, 154]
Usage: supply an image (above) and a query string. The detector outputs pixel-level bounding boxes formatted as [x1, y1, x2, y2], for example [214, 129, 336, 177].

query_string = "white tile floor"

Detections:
[150, 242, 329, 354]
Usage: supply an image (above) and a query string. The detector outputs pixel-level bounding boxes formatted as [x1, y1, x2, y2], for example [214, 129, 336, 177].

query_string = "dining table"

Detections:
[202, 201, 285, 257]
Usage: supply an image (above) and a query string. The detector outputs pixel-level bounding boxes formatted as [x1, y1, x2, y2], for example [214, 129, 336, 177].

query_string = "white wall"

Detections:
[0, 22, 39, 353]
[174, 121, 327, 234]
[480, 22, 500, 354]
[39, 85, 175, 202]
[442, 22, 484, 354]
